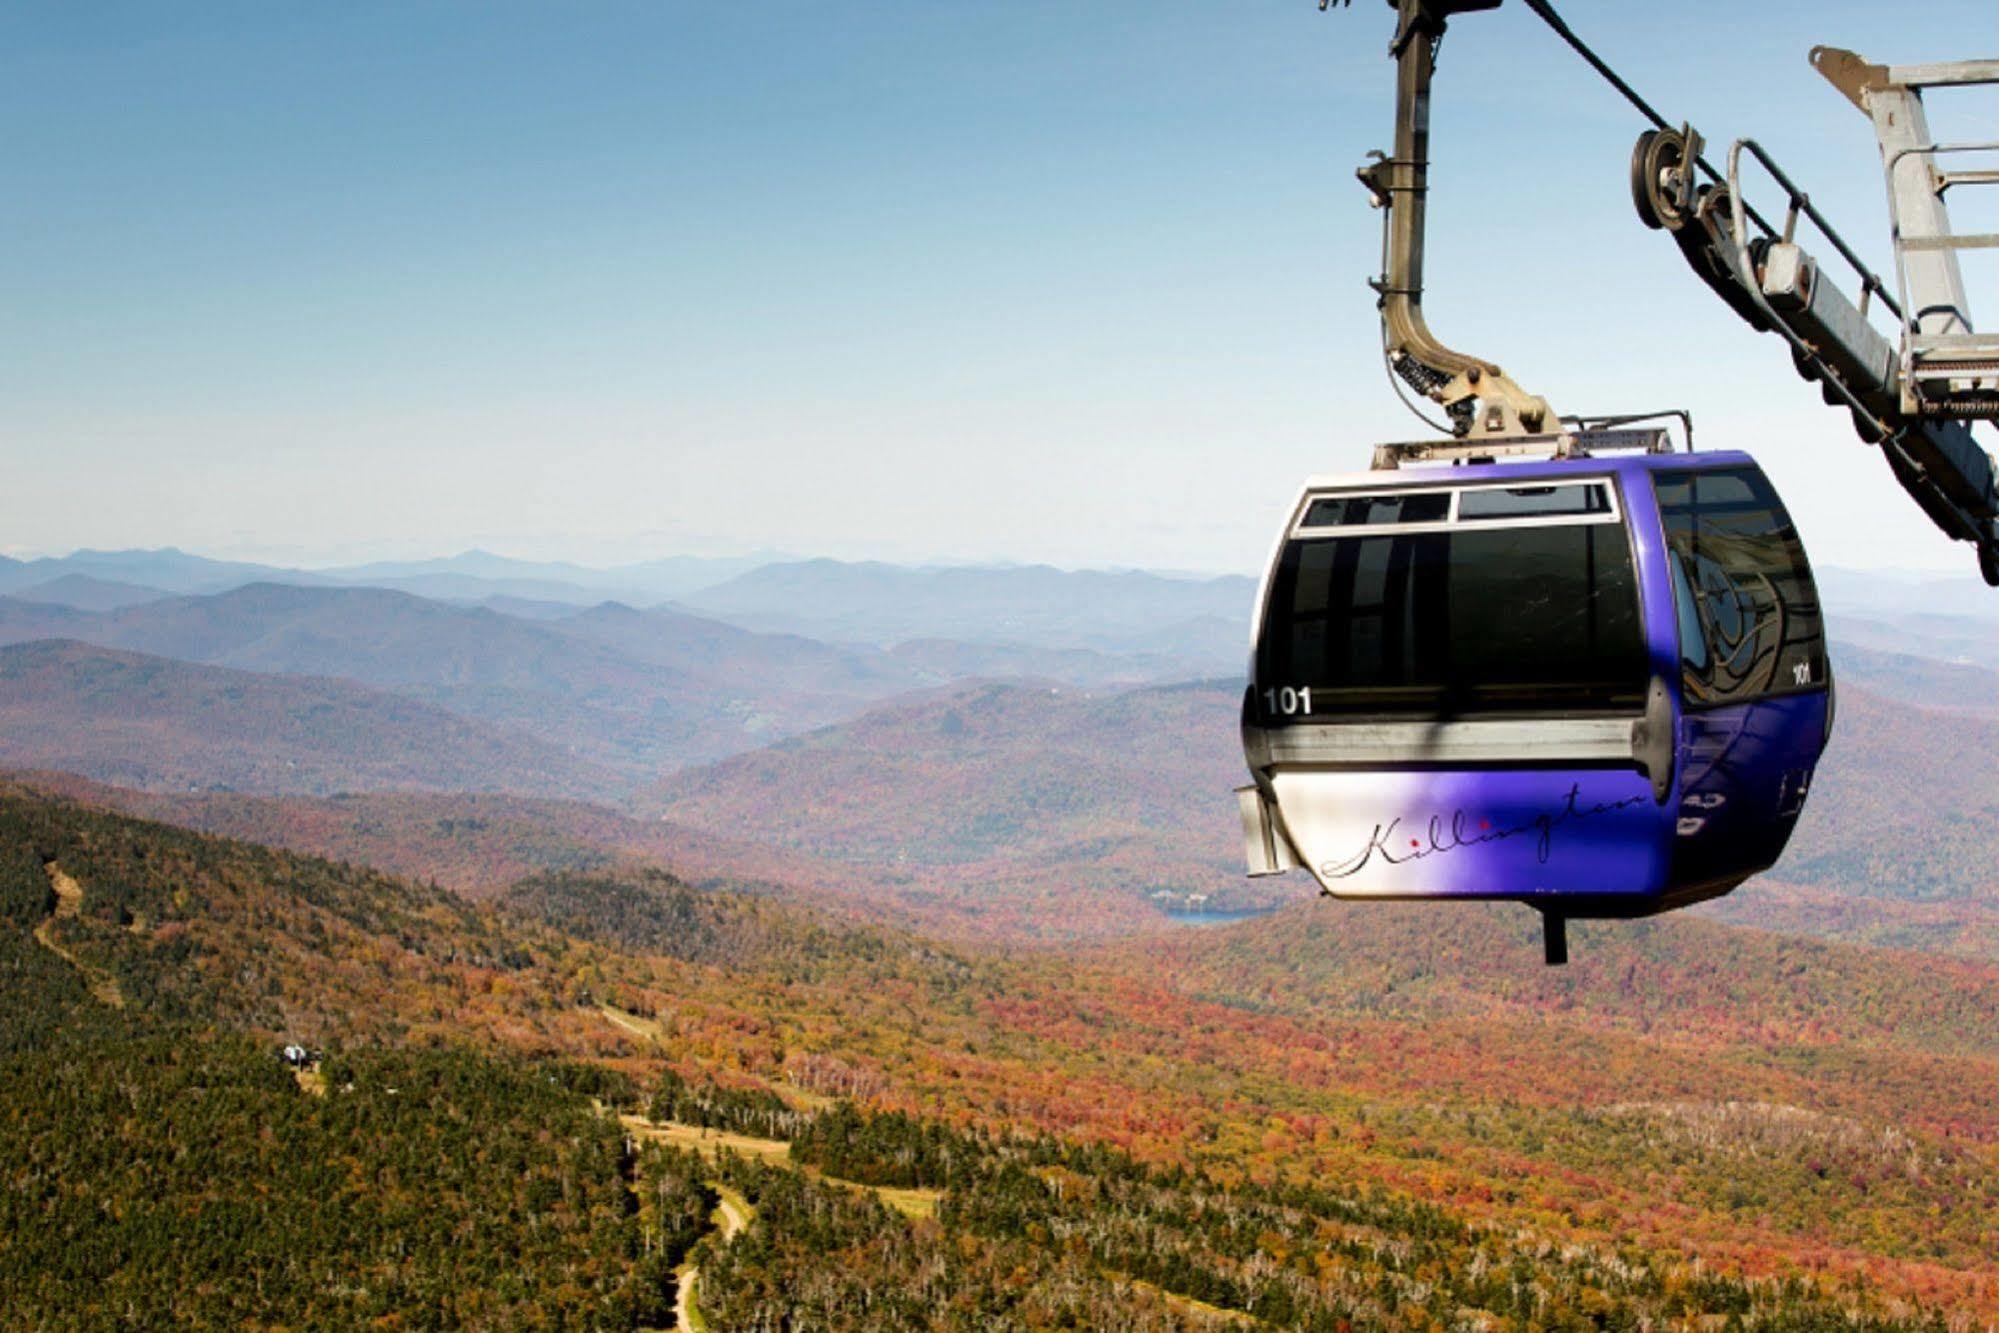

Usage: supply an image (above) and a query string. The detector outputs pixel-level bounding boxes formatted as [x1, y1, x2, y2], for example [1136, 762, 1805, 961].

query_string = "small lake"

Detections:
[1162, 907, 1278, 927]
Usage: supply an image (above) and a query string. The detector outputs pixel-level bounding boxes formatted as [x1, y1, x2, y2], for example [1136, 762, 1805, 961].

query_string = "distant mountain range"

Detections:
[0, 546, 1257, 669]
[0, 566, 1246, 793]
[0, 584, 933, 779]
[640, 665, 1999, 951]
[0, 546, 770, 608]
[1818, 565, 1999, 623]
[0, 549, 323, 599]
[317, 550, 778, 606]
[7, 544, 1995, 624]
[6, 548, 1999, 952]
[1829, 609, 1999, 670]
[676, 558, 1252, 667]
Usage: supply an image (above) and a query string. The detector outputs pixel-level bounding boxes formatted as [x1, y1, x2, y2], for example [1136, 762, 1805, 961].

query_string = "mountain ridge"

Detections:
[0, 639, 620, 799]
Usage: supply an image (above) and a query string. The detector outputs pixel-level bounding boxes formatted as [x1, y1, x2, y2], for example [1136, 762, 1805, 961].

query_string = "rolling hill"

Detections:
[0, 640, 617, 798]
[1701, 682, 1999, 956]
[0, 584, 740, 775]
[0, 581, 1233, 790]
[556, 601, 926, 698]
[643, 678, 1270, 933]
[1826, 640, 1999, 716]
[0, 584, 920, 777]
[557, 601, 1193, 694]
[1777, 685, 1999, 903]
[644, 670, 1999, 950]
[644, 678, 1245, 875]
[8, 573, 170, 612]
[9, 773, 897, 919]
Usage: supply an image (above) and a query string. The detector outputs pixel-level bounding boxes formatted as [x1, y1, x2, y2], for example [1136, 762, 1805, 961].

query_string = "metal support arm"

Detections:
[1364, 0, 1555, 439]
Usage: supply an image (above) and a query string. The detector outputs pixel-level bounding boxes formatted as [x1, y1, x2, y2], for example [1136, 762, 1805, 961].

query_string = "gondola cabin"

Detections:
[1237, 439, 1831, 962]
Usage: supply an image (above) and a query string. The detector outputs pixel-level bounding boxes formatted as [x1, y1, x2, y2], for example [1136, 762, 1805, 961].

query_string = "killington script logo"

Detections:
[1320, 784, 1649, 879]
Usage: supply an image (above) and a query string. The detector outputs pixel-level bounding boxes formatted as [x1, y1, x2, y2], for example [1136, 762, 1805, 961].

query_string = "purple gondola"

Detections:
[1237, 441, 1832, 963]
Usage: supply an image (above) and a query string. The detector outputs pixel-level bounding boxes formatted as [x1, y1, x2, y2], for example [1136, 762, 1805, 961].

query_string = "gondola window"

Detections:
[1654, 467, 1825, 708]
[1259, 482, 1648, 721]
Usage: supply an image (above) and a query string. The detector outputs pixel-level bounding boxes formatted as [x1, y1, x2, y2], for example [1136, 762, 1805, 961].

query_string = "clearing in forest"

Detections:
[621, 1112, 941, 1218]
[34, 863, 124, 1009]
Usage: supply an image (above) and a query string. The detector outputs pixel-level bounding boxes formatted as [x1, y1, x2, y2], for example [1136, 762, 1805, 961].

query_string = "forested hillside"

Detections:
[645, 678, 1274, 931]
[0, 802, 701, 1325]
[2, 790, 1995, 1323]
[1778, 688, 1999, 903]
[9, 773, 893, 918]
[1706, 684, 1999, 958]
[702, 1106, 1947, 1330]
[643, 672, 1999, 947]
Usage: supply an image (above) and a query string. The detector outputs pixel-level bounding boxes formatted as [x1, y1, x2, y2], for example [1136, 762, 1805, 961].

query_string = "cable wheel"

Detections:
[1630, 128, 1689, 231]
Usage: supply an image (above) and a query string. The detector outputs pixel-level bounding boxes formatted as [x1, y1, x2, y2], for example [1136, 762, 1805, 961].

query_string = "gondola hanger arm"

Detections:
[1348, 0, 1555, 440]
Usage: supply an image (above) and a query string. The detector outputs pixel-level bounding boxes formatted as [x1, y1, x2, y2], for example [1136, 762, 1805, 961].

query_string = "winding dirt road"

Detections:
[672, 1183, 751, 1333]
[34, 863, 123, 1008]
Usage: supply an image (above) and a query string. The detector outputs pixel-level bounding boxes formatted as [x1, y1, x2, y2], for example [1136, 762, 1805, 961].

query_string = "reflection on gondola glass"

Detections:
[1301, 490, 1452, 528]
[1256, 500, 1647, 721]
[1456, 483, 1612, 520]
[1655, 467, 1825, 707]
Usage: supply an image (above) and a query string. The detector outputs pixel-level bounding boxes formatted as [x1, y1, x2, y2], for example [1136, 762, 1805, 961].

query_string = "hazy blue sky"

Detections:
[5, 1, 1997, 573]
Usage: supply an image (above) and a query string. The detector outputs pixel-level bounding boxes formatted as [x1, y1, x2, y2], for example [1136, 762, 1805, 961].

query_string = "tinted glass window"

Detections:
[1255, 520, 1648, 720]
[1654, 466, 1825, 707]
[1301, 491, 1451, 528]
[1457, 483, 1610, 520]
